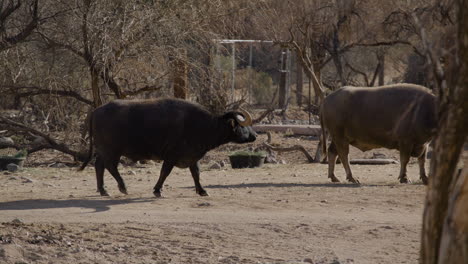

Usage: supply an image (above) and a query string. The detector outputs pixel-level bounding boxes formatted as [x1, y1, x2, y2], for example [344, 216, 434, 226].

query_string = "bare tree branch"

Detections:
[3, 85, 93, 105]
[0, 116, 86, 161]
[0, 0, 39, 51]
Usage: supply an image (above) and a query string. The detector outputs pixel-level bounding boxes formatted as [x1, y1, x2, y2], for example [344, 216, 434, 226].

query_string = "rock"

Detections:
[21, 176, 33, 183]
[128, 170, 137, 176]
[265, 153, 278, 164]
[50, 162, 67, 168]
[303, 258, 314, 263]
[197, 202, 211, 207]
[219, 160, 226, 167]
[279, 159, 287, 164]
[32, 136, 46, 145]
[209, 161, 222, 170]
[0, 137, 14, 145]
[6, 163, 20, 172]
[11, 218, 23, 224]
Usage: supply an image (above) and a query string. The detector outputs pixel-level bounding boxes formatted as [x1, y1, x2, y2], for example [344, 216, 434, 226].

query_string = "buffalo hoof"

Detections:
[399, 177, 411, 184]
[119, 187, 128, 195]
[421, 175, 429, 185]
[347, 177, 360, 184]
[330, 175, 341, 183]
[99, 190, 110, 196]
[197, 189, 209, 196]
[153, 191, 163, 198]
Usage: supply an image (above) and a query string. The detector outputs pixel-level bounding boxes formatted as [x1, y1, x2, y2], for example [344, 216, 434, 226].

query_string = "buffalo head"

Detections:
[222, 108, 257, 143]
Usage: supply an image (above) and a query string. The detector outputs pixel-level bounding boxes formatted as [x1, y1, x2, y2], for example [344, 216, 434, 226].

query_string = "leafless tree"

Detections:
[418, 0, 468, 263]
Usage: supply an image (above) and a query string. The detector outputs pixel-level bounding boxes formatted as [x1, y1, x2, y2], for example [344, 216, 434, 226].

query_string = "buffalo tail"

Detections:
[320, 109, 327, 158]
[78, 113, 94, 171]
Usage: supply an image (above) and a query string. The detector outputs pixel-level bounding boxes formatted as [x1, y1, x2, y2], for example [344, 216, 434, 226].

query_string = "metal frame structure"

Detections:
[213, 39, 276, 103]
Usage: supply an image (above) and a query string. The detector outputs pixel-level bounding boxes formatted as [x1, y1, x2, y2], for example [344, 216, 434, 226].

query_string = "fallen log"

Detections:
[253, 124, 321, 136]
[349, 159, 399, 165]
[262, 142, 315, 163]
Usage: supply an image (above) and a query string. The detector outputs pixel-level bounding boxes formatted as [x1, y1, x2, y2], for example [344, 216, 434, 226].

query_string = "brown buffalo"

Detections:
[320, 84, 436, 184]
[79, 98, 257, 197]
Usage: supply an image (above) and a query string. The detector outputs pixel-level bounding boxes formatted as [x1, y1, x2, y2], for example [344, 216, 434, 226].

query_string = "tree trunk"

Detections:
[420, 1, 468, 262]
[332, 52, 346, 86]
[377, 52, 385, 85]
[173, 49, 188, 99]
[91, 69, 102, 107]
[421, 103, 468, 264]
[332, 29, 346, 86]
[313, 67, 322, 105]
[438, 166, 468, 263]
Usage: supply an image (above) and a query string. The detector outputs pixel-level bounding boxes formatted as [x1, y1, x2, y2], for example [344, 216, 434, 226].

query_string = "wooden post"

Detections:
[248, 43, 253, 103]
[231, 43, 236, 102]
[278, 49, 288, 108]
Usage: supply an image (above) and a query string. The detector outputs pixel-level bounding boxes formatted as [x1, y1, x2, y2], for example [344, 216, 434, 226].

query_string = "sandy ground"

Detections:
[0, 135, 429, 264]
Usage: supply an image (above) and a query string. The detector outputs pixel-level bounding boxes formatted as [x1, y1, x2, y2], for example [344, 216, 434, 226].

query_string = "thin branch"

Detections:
[3, 85, 93, 105]
[124, 85, 163, 97]
[345, 60, 369, 86]
[253, 107, 275, 124]
[0, 0, 38, 51]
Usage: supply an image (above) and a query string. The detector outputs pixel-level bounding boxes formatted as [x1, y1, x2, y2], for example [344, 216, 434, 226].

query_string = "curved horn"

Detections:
[236, 108, 253, 127]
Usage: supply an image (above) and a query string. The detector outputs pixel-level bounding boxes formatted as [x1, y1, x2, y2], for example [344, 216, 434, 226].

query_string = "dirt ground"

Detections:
[0, 133, 434, 264]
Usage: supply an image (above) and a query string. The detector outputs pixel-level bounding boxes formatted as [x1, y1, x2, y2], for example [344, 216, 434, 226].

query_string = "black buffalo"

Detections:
[79, 98, 257, 197]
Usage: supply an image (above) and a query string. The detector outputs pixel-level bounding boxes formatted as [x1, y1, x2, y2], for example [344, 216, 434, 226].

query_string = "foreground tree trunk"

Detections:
[438, 166, 468, 263]
[420, 1, 468, 262]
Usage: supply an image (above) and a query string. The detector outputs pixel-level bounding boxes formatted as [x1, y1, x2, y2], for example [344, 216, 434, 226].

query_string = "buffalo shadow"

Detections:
[201, 181, 424, 190]
[0, 197, 154, 213]
[203, 182, 361, 189]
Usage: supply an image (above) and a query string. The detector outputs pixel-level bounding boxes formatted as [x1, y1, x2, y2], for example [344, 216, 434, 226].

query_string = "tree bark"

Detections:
[91, 69, 103, 107]
[332, 30, 346, 86]
[172, 49, 188, 99]
[438, 166, 468, 263]
[420, 1, 468, 262]
[377, 51, 385, 86]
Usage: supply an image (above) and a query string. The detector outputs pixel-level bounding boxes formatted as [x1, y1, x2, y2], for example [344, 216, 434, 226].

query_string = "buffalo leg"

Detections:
[327, 142, 340, 182]
[418, 148, 428, 184]
[153, 161, 174, 198]
[398, 149, 411, 183]
[105, 158, 128, 195]
[95, 156, 109, 196]
[334, 140, 359, 184]
[190, 162, 208, 196]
